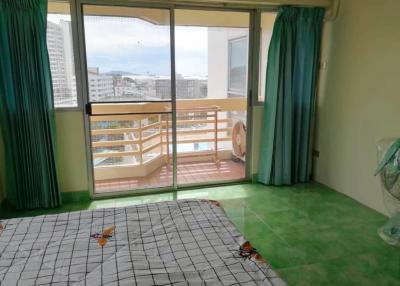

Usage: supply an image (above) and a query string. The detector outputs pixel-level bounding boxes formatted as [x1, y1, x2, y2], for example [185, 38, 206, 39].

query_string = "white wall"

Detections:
[314, 0, 400, 215]
[258, 13, 276, 102]
[55, 111, 89, 192]
[208, 28, 248, 99]
[208, 29, 229, 99]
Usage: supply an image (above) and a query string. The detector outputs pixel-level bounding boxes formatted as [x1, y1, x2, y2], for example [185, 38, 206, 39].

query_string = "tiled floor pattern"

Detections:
[1, 183, 399, 285]
[95, 159, 245, 193]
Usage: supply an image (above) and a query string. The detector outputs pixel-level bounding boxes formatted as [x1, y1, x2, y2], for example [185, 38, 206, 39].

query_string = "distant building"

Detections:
[111, 75, 207, 101]
[155, 75, 207, 100]
[154, 79, 170, 99]
[47, 21, 69, 105]
[79, 71, 207, 102]
[87, 67, 114, 101]
[47, 20, 76, 107]
[59, 20, 75, 96]
[113, 75, 156, 101]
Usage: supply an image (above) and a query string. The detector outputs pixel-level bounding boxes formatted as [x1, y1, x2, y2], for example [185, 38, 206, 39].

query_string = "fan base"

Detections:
[378, 213, 400, 247]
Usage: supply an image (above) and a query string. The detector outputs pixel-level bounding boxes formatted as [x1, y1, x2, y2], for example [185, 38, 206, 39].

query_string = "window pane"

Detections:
[175, 10, 249, 100]
[47, 2, 78, 108]
[228, 37, 248, 94]
[83, 6, 171, 102]
[258, 12, 277, 102]
[174, 9, 249, 186]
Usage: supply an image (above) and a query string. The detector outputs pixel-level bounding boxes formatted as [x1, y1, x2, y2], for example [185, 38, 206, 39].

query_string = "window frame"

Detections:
[227, 35, 248, 97]
[252, 9, 277, 106]
[47, 2, 276, 109]
[48, 0, 83, 111]
[45, 0, 304, 199]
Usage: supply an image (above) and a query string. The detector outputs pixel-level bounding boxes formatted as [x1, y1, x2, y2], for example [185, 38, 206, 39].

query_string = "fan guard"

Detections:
[232, 121, 246, 161]
[376, 138, 400, 246]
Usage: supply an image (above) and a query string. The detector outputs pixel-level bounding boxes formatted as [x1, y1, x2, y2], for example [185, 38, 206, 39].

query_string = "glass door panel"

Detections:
[82, 5, 173, 194]
[174, 9, 249, 186]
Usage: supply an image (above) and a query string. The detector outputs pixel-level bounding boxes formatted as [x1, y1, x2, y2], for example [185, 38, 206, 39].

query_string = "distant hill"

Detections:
[105, 71, 137, 76]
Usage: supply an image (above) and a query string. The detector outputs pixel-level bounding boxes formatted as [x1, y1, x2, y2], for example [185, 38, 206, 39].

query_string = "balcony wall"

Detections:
[90, 98, 246, 181]
[50, 97, 259, 193]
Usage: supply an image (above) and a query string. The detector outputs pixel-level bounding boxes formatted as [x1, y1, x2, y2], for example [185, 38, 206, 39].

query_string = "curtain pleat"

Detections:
[258, 6, 324, 185]
[0, 0, 61, 209]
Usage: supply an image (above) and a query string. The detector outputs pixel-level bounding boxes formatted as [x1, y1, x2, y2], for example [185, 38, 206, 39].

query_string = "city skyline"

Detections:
[47, 15, 209, 104]
[47, 13, 248, 105]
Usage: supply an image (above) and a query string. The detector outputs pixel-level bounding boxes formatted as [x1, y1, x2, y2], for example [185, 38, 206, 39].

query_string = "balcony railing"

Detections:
[90, 98, 246, 181]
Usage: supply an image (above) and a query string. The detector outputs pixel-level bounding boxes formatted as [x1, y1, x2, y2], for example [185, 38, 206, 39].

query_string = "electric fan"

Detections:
[231, 120, 246, 162]
[375, 138, 400, 246]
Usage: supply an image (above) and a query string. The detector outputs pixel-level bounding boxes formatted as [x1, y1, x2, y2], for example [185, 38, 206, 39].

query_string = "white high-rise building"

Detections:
[59, 20, 75, 97]
[47, 19, 76, 107]
[87, 67, 114, 101]
[47, 22, 68, 102]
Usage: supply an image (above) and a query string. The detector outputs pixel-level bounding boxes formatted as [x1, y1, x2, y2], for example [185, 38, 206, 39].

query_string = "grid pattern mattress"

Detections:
[0, 199, 285, 285]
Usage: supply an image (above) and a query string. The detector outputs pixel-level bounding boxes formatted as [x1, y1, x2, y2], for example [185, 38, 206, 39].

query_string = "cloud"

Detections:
[84, 16, 171, 53]
[84, 16, 209, 76]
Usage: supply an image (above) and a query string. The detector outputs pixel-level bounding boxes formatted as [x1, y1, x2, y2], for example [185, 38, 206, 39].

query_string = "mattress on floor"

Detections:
[0, 199, 285, 285]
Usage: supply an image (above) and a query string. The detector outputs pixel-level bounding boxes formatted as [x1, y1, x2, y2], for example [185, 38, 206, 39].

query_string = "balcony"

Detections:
[90, 98, 247, 193]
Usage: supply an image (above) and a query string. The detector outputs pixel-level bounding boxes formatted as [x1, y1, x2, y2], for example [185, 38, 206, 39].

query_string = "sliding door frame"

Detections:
[170, 6, 255, 189]
[70, 0, 272, 199]
[74, 0, 177, 199]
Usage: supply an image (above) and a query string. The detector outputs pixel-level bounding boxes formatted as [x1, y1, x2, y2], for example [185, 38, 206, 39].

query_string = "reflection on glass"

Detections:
[228, 37, 248, 94]
[258, 12, 277, 102]
[47, 2, 78, 108]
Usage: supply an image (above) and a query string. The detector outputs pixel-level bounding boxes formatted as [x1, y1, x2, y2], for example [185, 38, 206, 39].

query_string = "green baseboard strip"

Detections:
[61, 191, 91, 204]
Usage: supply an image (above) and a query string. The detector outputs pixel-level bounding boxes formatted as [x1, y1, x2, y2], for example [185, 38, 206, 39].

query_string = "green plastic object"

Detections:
[375, 138, 400, 176]
[376, 138, 400, 247]
[378, 213, 400, 247]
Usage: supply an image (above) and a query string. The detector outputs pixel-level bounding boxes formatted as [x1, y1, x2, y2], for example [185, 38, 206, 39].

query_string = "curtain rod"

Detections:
[142, 0, 332, 8]
[76, 0, 334, 12]
[141, 0, 338, 21]
[76, 0, 338, 20]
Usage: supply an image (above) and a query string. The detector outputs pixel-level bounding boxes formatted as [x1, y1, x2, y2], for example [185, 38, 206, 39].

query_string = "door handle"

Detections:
[85, 103, 92, 116]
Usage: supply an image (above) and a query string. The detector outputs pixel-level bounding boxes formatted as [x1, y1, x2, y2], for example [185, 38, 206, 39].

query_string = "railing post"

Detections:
[139, 118, 143, 165]
[159, 114, 163, 156]
[166, 115, 170, 167]
[214, 108, 219, 166]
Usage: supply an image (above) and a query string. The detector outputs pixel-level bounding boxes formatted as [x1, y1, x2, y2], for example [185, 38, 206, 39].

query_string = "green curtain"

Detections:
[0, 0, 61, 209]
[258, 7, 324, 185]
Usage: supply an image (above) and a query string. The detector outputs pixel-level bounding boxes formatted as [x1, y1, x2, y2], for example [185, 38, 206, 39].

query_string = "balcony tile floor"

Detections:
[95, 159, 245, 193]
[0, 183, 398, 285]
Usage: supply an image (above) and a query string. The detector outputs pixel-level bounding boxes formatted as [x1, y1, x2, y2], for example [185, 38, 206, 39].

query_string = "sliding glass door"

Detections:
[174, 9, 249, 186]
[80, 4, 251, 195]
[83, 5, 174, 194]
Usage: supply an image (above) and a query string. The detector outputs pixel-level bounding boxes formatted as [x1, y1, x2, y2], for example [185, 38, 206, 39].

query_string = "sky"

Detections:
[48, 14, 208, 76]
[83, 16, 209, 77]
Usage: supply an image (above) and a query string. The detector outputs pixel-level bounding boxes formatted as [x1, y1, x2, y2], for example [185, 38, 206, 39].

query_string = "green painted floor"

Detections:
[1, 183, 399, 285]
